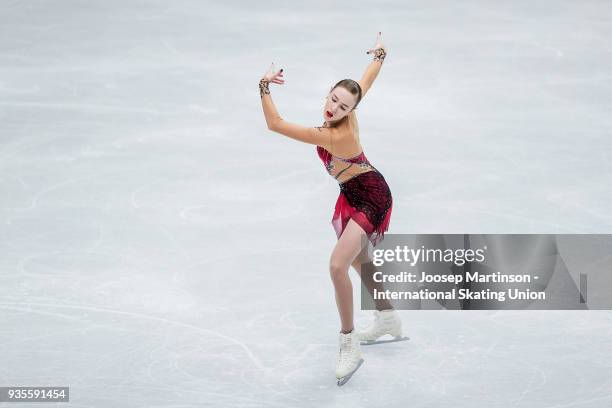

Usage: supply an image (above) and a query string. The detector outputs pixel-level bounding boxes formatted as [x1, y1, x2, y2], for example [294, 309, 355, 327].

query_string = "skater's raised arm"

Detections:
[259, 64, 343, 151]
[358, 32, 388, 99]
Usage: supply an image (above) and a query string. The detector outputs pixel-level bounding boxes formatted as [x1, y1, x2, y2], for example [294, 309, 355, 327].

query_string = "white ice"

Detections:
[1, 0, 612, 407]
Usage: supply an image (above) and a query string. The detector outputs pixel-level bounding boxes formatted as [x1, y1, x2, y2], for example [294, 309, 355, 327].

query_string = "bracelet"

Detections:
[259, 78, 270, 98]
[373, 47, 386, 63]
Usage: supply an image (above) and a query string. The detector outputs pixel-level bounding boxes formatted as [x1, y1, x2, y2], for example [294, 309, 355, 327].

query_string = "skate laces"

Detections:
[338, 333, 355, 365]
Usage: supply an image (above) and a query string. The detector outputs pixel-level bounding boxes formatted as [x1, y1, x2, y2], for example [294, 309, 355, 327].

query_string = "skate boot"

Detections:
[356, 309, 409, 345]
[335, 330, 364, 386]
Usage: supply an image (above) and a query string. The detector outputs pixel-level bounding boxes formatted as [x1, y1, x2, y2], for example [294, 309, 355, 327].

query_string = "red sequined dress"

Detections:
[316, 143, 393, 247]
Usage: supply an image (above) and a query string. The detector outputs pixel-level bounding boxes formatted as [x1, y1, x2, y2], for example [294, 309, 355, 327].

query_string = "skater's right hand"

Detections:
[261, 62, 285, 85]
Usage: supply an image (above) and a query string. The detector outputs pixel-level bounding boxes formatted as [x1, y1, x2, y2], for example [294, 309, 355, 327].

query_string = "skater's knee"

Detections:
[329, 262, 348, 281]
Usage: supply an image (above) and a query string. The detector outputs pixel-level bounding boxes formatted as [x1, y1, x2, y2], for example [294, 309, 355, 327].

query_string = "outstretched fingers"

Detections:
[272, 65, 284, 84]
[366, 31, 384, 54]
[262, 62, 285, 84]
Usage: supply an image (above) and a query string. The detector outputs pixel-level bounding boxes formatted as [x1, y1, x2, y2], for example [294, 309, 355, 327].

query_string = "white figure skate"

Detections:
[335, 330, 364, 386]
[356, 309, 410, 346]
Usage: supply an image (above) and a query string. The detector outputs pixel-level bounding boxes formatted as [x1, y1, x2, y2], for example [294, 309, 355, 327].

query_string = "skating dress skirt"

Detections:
[317, 145, 393, 247]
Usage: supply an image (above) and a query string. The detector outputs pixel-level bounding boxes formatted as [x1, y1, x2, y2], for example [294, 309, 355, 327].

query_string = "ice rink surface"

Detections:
[1, 0, 612, 406]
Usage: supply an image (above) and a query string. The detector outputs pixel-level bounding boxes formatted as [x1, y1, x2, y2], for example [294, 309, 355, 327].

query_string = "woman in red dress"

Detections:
[259, 32, 401, 385]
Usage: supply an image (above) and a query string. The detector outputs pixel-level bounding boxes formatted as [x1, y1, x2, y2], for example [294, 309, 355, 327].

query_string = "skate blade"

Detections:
[360, 336, 410, 346]
[336, 358, 364, 386]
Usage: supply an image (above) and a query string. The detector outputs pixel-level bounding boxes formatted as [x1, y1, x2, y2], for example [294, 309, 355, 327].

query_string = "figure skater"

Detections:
[259, 32, 405, 386]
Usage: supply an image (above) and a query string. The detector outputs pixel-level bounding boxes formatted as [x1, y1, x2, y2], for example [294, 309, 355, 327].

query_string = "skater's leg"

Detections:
[329, 218, 369, 333]
[350, 248, 407, 345]
[351, 253, 394, 311]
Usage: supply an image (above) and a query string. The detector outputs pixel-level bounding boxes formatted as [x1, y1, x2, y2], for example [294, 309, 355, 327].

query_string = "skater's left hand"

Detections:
[261, 62, 285, 85]
[366, 31, 388, 55]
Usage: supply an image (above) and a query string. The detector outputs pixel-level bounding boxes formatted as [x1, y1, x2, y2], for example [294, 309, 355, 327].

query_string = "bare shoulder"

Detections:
[331, 120, 354, 142]
[339, 126, 355, 142]
[313, 123, 341, 151]
[328, 124, 360, 157]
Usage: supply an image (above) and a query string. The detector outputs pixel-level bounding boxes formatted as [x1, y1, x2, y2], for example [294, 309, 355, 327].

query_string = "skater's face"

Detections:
[324, 86, 357, 123]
